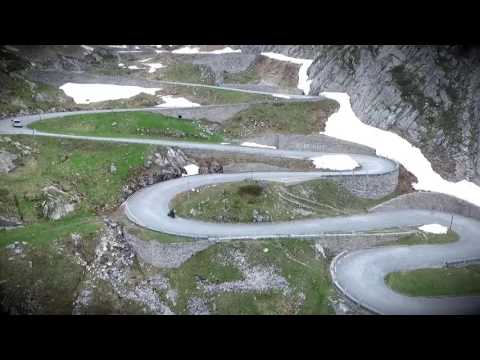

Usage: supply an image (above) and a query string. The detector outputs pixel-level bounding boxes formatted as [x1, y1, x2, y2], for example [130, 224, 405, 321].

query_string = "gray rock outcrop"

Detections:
[241, 45, 480, 185]
[123, 146, 194, 198]
[41, 185, 79, 220]
[0, 150, 17, 173]
[198, 158, 223, 174]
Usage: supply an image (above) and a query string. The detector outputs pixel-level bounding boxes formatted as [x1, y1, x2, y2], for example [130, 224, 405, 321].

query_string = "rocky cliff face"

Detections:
[241, 45, 480, 185]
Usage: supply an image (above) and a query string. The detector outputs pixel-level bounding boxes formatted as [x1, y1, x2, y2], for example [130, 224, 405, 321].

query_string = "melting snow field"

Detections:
[81, 45, 94, 52]
[261, 52, 313, 95]
[419, 224, 448, 234]
[310, 154, 359, 171]
[172, 46, 241, 54]
[272, 93, 292, 99]
[240, 142, 277, 149]
[59, 83, 161, 104]
[321, 92, 480, 207]
[145, 63, 165, 73]
[156, 96, 200, 108]
[183, 164, 199, 176]
[5, 45, 19, 52]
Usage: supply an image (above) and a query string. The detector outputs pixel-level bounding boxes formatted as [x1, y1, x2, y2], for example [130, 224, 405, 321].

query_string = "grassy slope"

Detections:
[158, 84, 272, 105]
[0, 237, 89, 314]
[167, 239, 334, 315]
[0, 136, 150, 221]
[385, 265, 480, 297]
[173, 180, 399, 223]
[0, 135, 156, 313]
[30, 111, 223, 143]
[160, 63, 215, 85]
[223, 66, 260, 84]
[221, 99, 339, 138]
[0, 72, 75, 115]
[0, 135, 151, 247]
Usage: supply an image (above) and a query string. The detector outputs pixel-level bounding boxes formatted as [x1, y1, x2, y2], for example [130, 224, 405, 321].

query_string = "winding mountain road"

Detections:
[1, 83, 480, 315]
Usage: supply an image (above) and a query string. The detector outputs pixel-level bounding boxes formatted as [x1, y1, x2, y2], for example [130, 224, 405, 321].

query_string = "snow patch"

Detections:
[207, 47, 241, 54]
[146, 63, 165, 73]
[418, 224, 448, 234]
[183, 164, 199, 176]
[261, 52, 313, 95]
[81, 45, 94, 52]
[172, 46, 241, 54]
[240, 142, 277, 149]
[272, 93, 292, 99]
[315, 243, 326, 258]
[310, 154, 359, 170]
[155, 95, 200, 108]
[59, 83, 161, 104]
[172, 46, 201, 54]
[4, 45, 19, 52]
[321, 92, 480, 207]
[128, 65, 141, 70]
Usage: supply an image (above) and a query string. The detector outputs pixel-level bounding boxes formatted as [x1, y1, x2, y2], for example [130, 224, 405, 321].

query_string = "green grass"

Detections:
[159, 84, 272, 105]
[0, 136, 151, 222]
[0, 238, 87, 314]
[223, 67, 260, 84]
[30, 111, 224, 143]
[380, 230, 459, 247]
[0, 212, 100, 248]
[160, 63, 215, 84]
[385, 265, 480, 297]
[221, 99, 339, 138]
[167, 239, 334, 314]
[172, 179, 399, 223]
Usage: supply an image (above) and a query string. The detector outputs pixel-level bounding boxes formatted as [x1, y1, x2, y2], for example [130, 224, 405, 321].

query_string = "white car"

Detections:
[12, 119, 23, 128]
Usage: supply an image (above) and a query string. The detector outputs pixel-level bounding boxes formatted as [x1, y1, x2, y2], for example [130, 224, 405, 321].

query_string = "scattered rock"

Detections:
[110, 163, 117, 174]
[198, 159, 223, 174]
[187, 297, 210, 315]
[252, 209, 272, 223]
[203, 249, 291, 296]
[73, 219, 174, 315]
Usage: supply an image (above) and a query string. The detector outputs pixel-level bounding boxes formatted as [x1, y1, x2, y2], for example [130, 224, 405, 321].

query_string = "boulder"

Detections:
[41, 185, 79, 220]
[0, 150, 17, 174]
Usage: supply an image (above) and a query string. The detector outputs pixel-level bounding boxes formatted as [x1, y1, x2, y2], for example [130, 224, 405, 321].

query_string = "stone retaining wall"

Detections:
[247, 133, 376, 156]
[207, 230, 416, 254]
[314, 230, 417, 255]
[328, 166, 399, 199]
[369, 191, 480, 220]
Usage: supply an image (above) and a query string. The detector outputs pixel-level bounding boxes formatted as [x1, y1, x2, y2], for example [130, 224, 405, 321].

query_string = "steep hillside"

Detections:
[241, 45, 480, 185]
